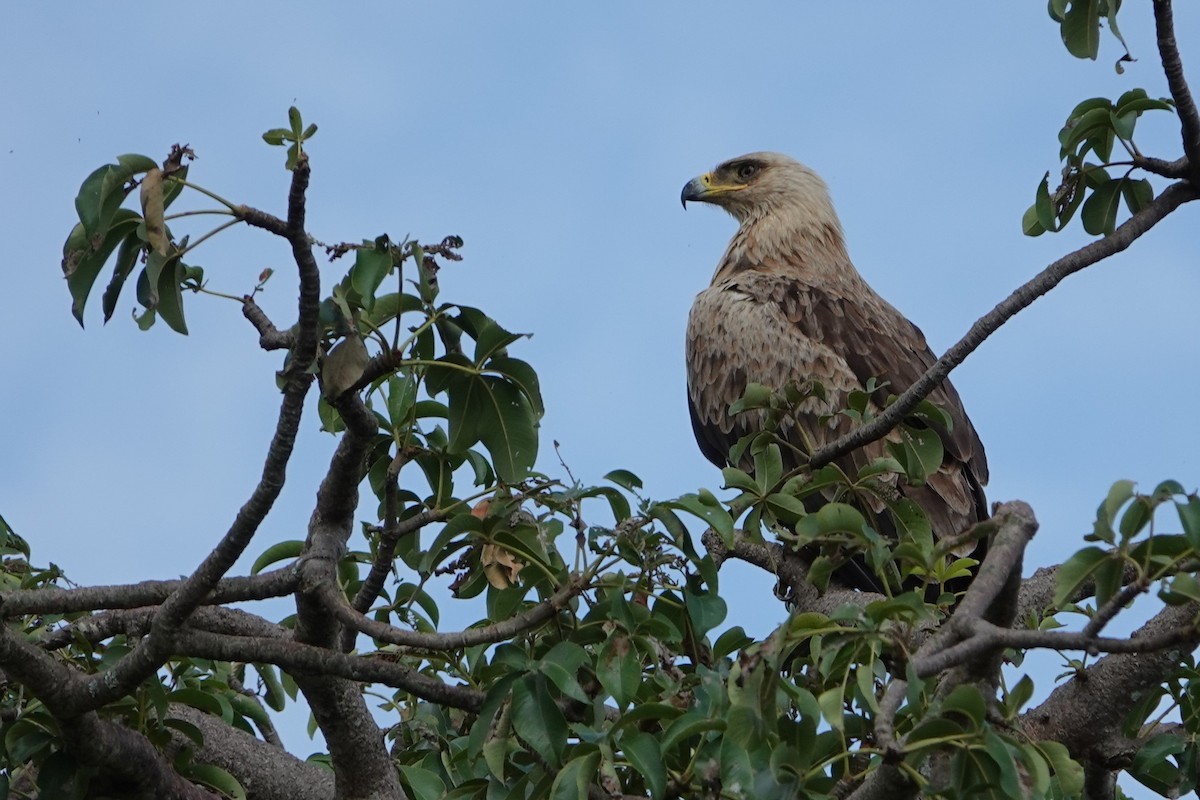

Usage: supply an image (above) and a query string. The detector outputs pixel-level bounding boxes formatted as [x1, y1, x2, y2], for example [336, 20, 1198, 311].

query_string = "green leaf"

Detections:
[1081, 178, 1122, 236]
[729, 382, 773, 414]
[538, 642, 590, 703]
[181, 763, 247, 800]
[1052, 546, 1111, 607]
[1006, 674, 1034, 713]
[1121, 178, 1153, 215]
[100, 229, 144, 324]
[350, 246, 393, 311]
[1038, 740, 1084, 795]
[1061, 0, 1101, 59]
[63, 209, 142, 325]
[399, 765, 447, 800]
[621, 731, 666, 800]
[428, 354, 539, 481]
[511, 674, 567, 767]
[752, 444, 783, 491]
[74, 157, 152, 240]
[549, 752, 600, 800]
[152, 255, 190, 334]
[1178, 497, 1200, 550]
[941, 684, 986, 727]
[817, 687, 845, 732]
[288, 106, 303, 138]
[1022, 201, 1047, 237]
[684, 582, 728, 637]
[670, 492, 734, 540]
[1117, 496, 1153, 541]
[597, 634, 641, 709]
[604, 469, 643, 491]
[662, 712, 726, 759]
[262, 128, 291, 146]
[1034, 172, 1056, 232]
[255, 663, 287, 712]
[1093, 479, 1135, 543]
[487, 356, 544, 416]
[251, 540, 304, 574]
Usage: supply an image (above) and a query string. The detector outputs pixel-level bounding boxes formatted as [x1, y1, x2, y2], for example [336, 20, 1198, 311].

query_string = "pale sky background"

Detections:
[2, 3, 1198, 794]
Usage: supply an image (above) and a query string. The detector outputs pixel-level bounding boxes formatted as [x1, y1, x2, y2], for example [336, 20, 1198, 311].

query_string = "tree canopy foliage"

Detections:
[5, 2, 1200, 799]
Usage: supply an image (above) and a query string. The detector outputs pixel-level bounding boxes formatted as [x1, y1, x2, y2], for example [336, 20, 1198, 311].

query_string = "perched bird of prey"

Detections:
[681, 152, 988, 591]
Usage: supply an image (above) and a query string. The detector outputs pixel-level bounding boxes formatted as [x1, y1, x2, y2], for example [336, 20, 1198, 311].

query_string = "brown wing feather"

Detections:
[686, 269, 988, 543]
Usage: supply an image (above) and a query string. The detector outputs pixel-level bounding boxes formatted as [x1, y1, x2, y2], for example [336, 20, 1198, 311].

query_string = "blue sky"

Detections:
[2, 2, 1198, 785]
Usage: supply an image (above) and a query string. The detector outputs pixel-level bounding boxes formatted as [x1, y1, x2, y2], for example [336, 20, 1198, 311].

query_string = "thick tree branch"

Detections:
[0, 565, 299, 616]
[811, 181, 1199, 468]
[0, 626, 214, 798]
[292, 390, 405, 799]
[167, 705, 333, 800]
[1153, 0, 1200, 182]
[62, 713, 219, 800]
[1022, 602, 1200, 785]
[177, 629, 484, 711]
[166, 705, 334, 800]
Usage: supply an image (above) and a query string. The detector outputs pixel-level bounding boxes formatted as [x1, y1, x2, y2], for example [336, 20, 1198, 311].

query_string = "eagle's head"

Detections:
[681, 152, 838, 228]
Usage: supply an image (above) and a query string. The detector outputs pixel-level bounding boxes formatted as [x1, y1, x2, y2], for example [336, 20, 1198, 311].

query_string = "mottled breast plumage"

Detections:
[682, 152, 989, 589]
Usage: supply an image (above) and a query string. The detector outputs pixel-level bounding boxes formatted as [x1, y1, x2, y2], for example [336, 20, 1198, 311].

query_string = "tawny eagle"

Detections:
[681, 152, 988, 591]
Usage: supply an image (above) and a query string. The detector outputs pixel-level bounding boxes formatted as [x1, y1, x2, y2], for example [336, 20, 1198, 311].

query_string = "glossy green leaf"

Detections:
[538, 641, 589, 703]
[1036, 740, 1084, 795]
[941, 684, 986, 727]
[255, 663, 287, 712]
[549, 752, 600, 800]
[597, 634, 641, 709]
[399, 765, 447, 800]
[684, 582, 727, 636]
[511, 674, 566, 767]
[1022, 201, 1047, 237]
[1178, 497, 1200, 550]
[621, 731, 666, 800]
[487, 356, 543, 415]
[250, 540, 304, 574]
[1061, 0, 1101, 59]
[350, 246, 393, 310]
[100, 229, 144, 324]
[1081, 178, 1122, 236]
[75, 156, 154, 240]
[63, 209, 142, 325]
[660, 710, 725, 754]
[1122, 178, 1153, 215]
[1034, 172, 1056, 232]
[1052, 546, 1111, 607]
[670, 492, 734, 539]
[182, 763, 247, 800]
[604, 469, 643, 491]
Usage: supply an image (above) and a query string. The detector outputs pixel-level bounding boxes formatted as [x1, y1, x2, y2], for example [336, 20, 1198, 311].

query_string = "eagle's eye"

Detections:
[736, 163, 759, 181]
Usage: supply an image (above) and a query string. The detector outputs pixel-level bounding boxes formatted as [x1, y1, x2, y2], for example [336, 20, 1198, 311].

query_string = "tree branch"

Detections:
[0, 565, 299, 616]
[291, 388, 405, 799]
[1153, 0, 1200, 182]
[166, 705, 334, 800]
[1022, 602, 1200, 784]
[811, 181, 1199, 469]
[177, 629, 484, 711]
[71, 158, 323, 714]
[242, 295, 295, 351]
[320, 573, 586, 651]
